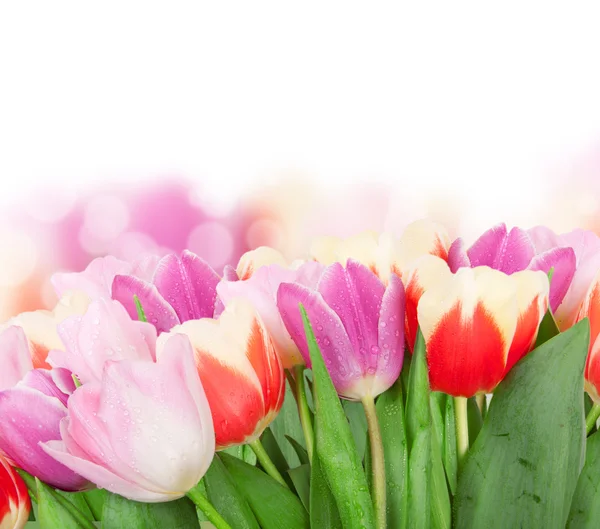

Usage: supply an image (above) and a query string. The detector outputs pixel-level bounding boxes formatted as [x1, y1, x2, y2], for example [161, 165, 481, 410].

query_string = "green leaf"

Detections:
[260, 427, 294, 490]
[567, 430, 600, 527]
[342, 400, 369, 461]
[310, 452, 342, 529]
[535, 309, 560, 348]
[220, 452, 309, 529]
[35, 478, 96, 529]
[466, 397, 483, 445]
[285, 435, 310, 466]
[376, 379, 408, 529]
[453, 319, 590, 529]
[300, 305, 376, 529]
[405, 330, 430, 449]
[443, 396, 458, 495]
[55, 490, 94, 521]
[202, 455, 260, 529]
[269, 379, 306, 468]
[82, 489, 106, 520]
[101, 493, 200, 529]
[288, 464, 311, 512]
[222, 444, 257, 466]
[133, 295, 147, 322]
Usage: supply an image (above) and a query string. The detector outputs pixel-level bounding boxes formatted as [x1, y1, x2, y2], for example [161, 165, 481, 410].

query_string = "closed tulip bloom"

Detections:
[42, 335, 215, 503]
[0, 455, 30, 529]
[217, 261, 324, 367]
[0, 327, 89, 491]
[576, 271, 600, 402]
[158, 298, 285, 449]
[448, 223, 576, 314]
[417, 267, 549, 397]
[235, 246, 289, 280]
[309, 219, 450, 284]
[278, 260, 406, 400]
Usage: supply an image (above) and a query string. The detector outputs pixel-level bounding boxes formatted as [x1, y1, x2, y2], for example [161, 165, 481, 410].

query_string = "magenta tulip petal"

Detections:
[317, 260, 385, 370]
[222, 265, 239, 281]
[52, 256, 131, 299]
[153, 251, 220, 322]
[375, 274, 405, 392]
[50, 367, 78, 396]
[447, 238, 470, 273]
[0, 387, 88, 491]
[19, 370, 70, 407]
[130, 255, 161, 283]
[467, 224, 534, 274]
[527, 225, 560, 254]
[43, 440, 169, 502]
[277, 282, 362, 395]
[528, 247, 576, 312]
[112, 275, 180, 333]
[0, 327, 33, 390]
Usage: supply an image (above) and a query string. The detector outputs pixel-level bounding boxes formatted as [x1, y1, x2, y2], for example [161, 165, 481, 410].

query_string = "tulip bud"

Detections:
[159, 298, 285, 449]
[0, 455, 30, 529]
[576, 270, 600, 402]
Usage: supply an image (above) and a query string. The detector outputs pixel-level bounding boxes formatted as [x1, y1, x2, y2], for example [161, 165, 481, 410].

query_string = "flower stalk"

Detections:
[249, 439, 289, 488]
[362, 394, 386, 529]
[186, 485, 233, 529]
[586, 403, 600, 435]
[293, 365, 314, 463]
[454, 396, 469, 467]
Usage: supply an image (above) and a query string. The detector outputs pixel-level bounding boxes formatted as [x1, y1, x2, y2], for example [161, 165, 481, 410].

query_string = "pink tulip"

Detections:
[0, 327, 89, 491]
[43, 334, 215, 502]
[448, 223, 576, 316]
[48, 299, 157, 385]
[216, 261, 324, 367]
[278, 260, 405, 400]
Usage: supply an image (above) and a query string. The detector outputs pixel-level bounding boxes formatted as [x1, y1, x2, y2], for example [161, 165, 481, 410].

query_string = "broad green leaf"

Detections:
[101, 493, 199, 529]
[454, 320, 590, 529]
[343, 400, 368, 461]
[269, 379, 306, 468]
[222, 444, 257, 466]
[82, 489, 106, 520]
[535, 309, 560, 348]
[310, 452, 342, 529]
[443, 396, 458, 495]
[567, 430, 600, 527]
[376, 379, 408, 529]
[260, 427, 295, 490]
[55, 490, 94, 521]
[430, 392, 445, 459]
[203, 456, 260, 529]
[285, 435, 310, 466]
[300, 305, 376, 529]
[407, 430, 431, 528]
[220, 452, 309, 529]
[288, 464, 311, 512]
[430, 420, 451, 529]
[405, 331, 429, 449]
[35, 478, 96, 529]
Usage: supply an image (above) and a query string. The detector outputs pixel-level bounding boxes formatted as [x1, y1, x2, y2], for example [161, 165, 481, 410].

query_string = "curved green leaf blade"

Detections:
[36, 478, 96, 529]
[310, 452, 342, 529]
[101, 493, 199, 529]
[285, 435, 310, 466]
[288, 464, 311, 512]
[567, 430, 600, 527]
[260, 427, 295, 490]
[203, 455, 260, 529]
[454, 319, 590, 529]
[220, 452, 309, 529]
[300, 305, 376, 529]
[535, 310, 560, 348]
[269, 379, 306, 468]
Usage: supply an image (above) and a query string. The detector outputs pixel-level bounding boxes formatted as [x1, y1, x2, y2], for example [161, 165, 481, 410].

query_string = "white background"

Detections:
[1, 1, 600, 232]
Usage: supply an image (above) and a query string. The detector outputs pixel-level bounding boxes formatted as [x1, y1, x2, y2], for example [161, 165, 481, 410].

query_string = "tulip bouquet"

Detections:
[2, 219, 600, 529]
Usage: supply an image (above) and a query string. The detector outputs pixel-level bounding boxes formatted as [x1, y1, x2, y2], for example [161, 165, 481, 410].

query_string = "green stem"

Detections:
[293, 364, 314, 463]
[186, 485, 232, 529]
[586, 403, 600, 435]
[362, 395, 386, 529]
[454, 396, 469, 468]
[285, 369, 298, 401]
[249, 439, 289, 488]
[475, 393, 485, 418]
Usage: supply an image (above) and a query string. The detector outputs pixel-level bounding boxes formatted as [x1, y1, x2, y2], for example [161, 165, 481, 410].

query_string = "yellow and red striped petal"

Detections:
[504, 270, 549, 373]
[395, 219, 451, 276]
[578, 270, 600, 403]
[403, 255, 453, 352]
[158, 298, 284, 449]
[418, 267, 518, 397]
[236, 247, 288, 280]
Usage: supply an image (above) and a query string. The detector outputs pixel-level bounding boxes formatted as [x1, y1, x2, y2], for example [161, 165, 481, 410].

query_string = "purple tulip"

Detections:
[0, 327, 89, 491]
[448, 222, 576, 314]
[277, 259, 405, 400]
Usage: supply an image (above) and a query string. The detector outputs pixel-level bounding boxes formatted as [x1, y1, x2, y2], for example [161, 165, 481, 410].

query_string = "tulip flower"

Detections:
[42, 334, 215, 502]
[0, 292, 89, 369]
[448, 222, 576, 315]
[417, 266, 549, 398]
[576, 270, 600, 403]
[0, 326, 89, 491]
[278, 259, 406, 400]
[0, 455, 30, 529]
[48, 299, 157, 385]
[235, 246, 289, 280]
[309, 219, 450, 284]
[112, 250, 220, 333]
[158, 298, 285, 450]
[217, 261, 324, 368]
[528, 226, 600, 330]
